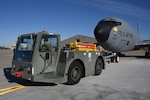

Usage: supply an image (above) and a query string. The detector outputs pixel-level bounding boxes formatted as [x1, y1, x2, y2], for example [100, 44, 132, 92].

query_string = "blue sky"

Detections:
[0, 0, 150, 47]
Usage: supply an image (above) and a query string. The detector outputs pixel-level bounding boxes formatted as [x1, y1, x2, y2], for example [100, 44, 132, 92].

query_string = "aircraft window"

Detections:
[127, 41, 130, 45]
[116, 22, 121, 26]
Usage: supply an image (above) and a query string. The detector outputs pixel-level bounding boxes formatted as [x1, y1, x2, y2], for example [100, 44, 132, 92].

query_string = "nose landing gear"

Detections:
[145, 47, 150, 57]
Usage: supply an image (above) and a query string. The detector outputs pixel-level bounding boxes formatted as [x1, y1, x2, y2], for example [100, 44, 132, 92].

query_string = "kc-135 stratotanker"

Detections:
[94, 17, 150, 57]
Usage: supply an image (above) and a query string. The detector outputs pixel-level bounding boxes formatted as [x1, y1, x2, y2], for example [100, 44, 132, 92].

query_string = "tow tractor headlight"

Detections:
[12, 64, 16, 70]
[27, 66, 31, 74]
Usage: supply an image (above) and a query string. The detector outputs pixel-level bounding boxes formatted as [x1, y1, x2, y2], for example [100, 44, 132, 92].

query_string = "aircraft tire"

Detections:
[111, 57, 115, 62]
[115, 55, 119, 63]
[67, 61, 82, 85]
[145, 52, 148, 57]
[145, 52, 150, 57]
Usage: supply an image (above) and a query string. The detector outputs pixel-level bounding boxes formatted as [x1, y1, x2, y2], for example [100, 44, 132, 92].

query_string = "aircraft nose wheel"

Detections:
[116, 55, 120, 62]
[145, 48, 150, 57]
[111, 53, 119, 63]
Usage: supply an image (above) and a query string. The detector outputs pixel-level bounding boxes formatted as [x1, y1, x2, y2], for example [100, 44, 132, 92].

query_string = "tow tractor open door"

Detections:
[36, 34, 58, 74]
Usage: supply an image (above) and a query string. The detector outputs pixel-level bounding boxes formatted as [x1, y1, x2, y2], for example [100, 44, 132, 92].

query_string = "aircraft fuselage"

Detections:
[94, 17, 140, 52]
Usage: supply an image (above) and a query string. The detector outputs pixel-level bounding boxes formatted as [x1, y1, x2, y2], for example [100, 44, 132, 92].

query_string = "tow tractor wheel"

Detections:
[67, 61, 82, 85]
[95, 58, 103, 75]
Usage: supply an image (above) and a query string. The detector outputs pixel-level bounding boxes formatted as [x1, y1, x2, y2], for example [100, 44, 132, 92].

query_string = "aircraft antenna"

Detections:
[137, 17, 140, 34]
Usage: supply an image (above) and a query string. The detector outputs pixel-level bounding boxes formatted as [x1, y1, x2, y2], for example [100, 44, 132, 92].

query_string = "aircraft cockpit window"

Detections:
[104, 21, 121, 27]
[115, 22, 121, 26]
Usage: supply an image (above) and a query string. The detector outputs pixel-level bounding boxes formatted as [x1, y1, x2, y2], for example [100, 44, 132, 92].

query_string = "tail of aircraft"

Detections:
[137, 17, 143, 41]
[137, 17, 140, 34]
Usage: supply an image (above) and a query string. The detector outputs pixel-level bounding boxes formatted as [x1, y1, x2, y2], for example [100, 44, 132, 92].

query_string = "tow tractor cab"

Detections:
[12, 31, 105, 85]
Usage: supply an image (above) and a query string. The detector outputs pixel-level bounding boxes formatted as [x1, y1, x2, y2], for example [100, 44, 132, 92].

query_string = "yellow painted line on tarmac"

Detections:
[0, 85, 26, 96]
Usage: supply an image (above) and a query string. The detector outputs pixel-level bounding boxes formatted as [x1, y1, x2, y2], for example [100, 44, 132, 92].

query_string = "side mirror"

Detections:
[45, 53, 49, 60]
[13, 49, 16, 53]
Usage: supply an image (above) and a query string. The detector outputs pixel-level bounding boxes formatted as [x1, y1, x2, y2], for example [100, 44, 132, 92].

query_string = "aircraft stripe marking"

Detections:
[0, 85, 26, 96]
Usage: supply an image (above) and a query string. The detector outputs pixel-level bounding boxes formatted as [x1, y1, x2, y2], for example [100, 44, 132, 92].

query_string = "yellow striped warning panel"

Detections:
[0, 85, 26, 96]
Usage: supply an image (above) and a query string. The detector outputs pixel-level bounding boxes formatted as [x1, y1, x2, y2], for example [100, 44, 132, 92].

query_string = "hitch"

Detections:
[14, 72, 22, 78]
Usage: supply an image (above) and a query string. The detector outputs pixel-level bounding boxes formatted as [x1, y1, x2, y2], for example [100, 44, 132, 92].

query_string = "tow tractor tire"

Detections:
[95, 58, 103, 75]
[67, 61, 83, 85]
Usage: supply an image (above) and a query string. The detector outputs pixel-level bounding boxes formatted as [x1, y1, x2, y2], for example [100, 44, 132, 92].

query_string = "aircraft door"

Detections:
[112, 30, 122, 51]
[118, 40, 127, 51]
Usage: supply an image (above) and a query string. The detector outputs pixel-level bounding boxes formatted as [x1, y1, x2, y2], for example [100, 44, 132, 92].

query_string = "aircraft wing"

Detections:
[135, 40, 150, 48]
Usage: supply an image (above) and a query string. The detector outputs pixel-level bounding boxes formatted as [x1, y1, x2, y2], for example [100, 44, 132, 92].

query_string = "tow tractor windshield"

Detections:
[13, 34, 36, 62]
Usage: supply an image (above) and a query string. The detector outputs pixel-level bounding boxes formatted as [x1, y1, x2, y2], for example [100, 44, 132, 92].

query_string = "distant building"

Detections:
[61, 35, 104, 51]
[61, 35, 97, 46]
[10, 42, 16, 50]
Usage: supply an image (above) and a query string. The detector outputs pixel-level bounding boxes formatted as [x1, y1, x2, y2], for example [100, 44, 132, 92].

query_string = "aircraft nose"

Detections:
[94, 21, 112, 43]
